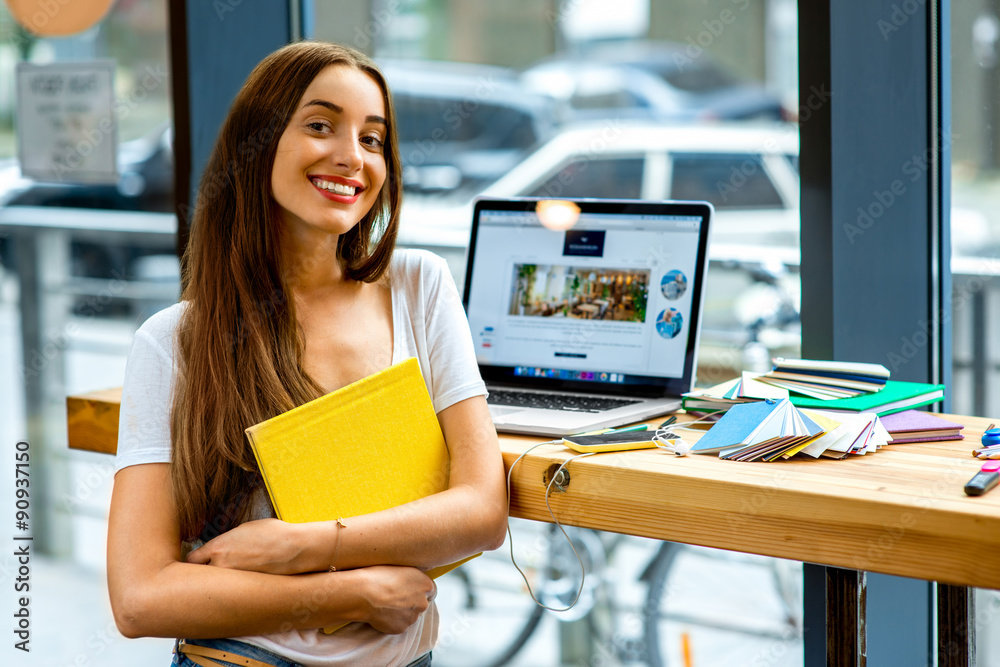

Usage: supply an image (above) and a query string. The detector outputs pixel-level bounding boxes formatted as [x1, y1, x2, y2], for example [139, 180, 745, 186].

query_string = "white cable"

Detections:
[505, 443, 595, 613]
[668, 413, 727, 431]
[503, 419, 703, 608]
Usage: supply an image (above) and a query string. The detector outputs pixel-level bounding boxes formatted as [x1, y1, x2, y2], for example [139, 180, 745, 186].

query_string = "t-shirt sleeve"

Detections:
[115, 324, 176, 473]
[421, 254, 487, 413]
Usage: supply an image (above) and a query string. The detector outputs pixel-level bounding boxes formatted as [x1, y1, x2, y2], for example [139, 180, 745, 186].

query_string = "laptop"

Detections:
[462, 197, 713, 436]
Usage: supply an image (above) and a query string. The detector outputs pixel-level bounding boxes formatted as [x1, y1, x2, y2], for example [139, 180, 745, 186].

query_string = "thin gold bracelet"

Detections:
[328, 517, 347, 572]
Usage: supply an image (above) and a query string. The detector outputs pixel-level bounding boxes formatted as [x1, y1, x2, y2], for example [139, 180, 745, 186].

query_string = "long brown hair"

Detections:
[170, 42, 402, 541]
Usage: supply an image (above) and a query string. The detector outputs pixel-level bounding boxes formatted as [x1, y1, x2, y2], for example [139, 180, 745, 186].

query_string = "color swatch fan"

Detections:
[690, 399, 826, 461]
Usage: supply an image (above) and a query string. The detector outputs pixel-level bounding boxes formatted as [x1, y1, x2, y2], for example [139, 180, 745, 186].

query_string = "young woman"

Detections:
[107, 42, 508, 667]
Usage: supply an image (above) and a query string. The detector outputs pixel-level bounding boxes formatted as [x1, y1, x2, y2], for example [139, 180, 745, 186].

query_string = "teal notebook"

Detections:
[787, 381, 945, 416]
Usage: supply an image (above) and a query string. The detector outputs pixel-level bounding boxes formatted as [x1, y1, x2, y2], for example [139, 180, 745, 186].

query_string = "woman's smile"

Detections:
[309, 175, 365, 203]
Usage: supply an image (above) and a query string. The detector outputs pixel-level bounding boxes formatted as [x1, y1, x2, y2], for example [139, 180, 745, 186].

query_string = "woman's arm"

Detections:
[107, 462, 435, 638]
[186, 395, 508, 574]
[334, 394, 508, 569]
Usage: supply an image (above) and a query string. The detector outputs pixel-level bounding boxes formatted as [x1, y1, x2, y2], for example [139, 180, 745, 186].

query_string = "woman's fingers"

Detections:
[357, 566, 435, 634]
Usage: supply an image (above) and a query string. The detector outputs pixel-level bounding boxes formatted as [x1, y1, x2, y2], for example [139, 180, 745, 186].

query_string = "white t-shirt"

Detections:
[115, 249, 487, 667]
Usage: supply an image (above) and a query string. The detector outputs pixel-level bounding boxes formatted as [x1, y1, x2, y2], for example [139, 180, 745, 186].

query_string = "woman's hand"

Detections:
[353, 566, 436, 634]
[186, 518, 323, 574]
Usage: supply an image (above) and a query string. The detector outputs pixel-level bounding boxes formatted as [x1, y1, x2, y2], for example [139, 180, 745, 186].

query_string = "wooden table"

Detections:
[68, 389, 999, 664]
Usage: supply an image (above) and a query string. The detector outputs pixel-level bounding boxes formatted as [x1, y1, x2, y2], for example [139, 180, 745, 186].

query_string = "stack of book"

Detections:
[681, 372, 788, 415]
[685, 359, 946, 418]
[878, 409, 964, 443]
[787, 381, 945, 417]
[756, 358, 890, 399]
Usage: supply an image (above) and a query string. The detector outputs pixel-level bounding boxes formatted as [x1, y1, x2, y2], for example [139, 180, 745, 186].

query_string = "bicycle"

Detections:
[434, 519, 803, 667]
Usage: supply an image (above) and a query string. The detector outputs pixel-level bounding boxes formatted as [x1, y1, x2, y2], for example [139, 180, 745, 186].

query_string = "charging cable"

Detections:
[505, 443, 595, 612]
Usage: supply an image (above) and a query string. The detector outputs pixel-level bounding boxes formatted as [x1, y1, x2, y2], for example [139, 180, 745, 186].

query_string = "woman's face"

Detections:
[271, 64, 388, 239]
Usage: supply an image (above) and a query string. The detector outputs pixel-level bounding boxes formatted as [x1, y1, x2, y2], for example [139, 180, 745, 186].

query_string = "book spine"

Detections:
[245, 432, 283, 521]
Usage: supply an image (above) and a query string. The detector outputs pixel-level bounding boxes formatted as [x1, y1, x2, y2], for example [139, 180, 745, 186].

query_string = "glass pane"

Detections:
[571, 87, 646, 110]
[527, 157, 644, 199]
[0, 1, 173, 213]
[312, 1, 802, 664]
[0, 0, 174, 285]
[0, 3, 176, 664]
[952, 6, 1000, 661]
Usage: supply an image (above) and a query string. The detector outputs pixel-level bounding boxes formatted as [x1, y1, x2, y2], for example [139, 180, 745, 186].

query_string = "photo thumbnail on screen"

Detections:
[508, 263, 651, 323]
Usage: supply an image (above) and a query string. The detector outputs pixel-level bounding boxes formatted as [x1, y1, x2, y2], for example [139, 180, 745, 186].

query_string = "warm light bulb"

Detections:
[4, 0, 114, 36]
[535, 200, 581, 231]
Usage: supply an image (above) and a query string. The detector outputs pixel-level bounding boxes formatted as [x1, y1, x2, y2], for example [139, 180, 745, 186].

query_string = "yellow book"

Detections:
[244, 357, 478, 633]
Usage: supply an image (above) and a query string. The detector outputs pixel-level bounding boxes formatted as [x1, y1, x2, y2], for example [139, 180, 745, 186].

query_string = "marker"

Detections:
[965, 460, 1000, 496]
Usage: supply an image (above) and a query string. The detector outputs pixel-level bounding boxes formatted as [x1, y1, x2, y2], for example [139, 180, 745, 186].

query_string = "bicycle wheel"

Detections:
[640, 541, 683, 667]
[642, 544, 804, 667]
[432, 518, 553, 667]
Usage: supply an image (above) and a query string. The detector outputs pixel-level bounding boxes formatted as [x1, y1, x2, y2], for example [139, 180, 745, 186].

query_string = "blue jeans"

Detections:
[172, 639, 303, 667]
[171, 638, 431, 667]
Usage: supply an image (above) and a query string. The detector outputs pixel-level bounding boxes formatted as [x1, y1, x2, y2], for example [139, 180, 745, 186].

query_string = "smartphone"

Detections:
[562, 430, 661, 453]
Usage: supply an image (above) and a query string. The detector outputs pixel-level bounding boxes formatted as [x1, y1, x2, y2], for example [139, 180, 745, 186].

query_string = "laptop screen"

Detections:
[463, 198, 713, 398]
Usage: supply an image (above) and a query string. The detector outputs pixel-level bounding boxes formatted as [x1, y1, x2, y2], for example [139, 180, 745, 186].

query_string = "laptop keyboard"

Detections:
[488, 390, 641, 414]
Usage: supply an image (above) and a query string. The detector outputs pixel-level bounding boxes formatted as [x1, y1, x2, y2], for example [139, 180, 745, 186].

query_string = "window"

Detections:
[670, 153, 784, 209]
[392, 95, 539, 149]
[527, 157, 644, 199]
[570, 87, 646, 110]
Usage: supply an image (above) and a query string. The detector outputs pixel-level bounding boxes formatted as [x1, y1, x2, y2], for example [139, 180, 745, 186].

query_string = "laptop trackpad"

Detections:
[490, 406, 527, 419]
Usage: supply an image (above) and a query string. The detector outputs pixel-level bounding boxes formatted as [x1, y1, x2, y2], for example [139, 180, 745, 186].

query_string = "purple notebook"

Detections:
[879, 409, 964, 443]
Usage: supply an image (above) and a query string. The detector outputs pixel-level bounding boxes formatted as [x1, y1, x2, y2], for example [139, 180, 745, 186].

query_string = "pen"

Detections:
[574, 424, 650, 437]
[610, 424, 651, 433]
[659, 416, 678, 428]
